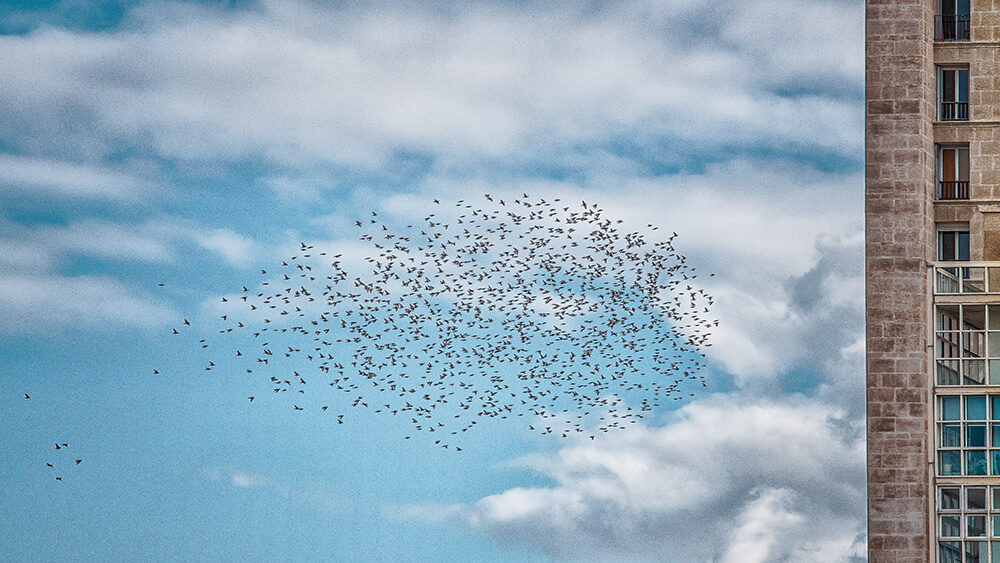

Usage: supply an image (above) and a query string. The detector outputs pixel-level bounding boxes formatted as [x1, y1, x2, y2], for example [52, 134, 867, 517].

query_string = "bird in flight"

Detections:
[182, 193, 716, 451]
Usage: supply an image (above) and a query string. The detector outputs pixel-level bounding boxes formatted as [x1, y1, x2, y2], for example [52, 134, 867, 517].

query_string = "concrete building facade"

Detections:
[867, 1, 1000, 561]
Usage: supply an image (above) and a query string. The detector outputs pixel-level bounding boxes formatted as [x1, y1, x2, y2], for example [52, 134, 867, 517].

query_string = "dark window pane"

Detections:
[970, 487, 988, 509]
[940, 541, 961, 563]
[944, 70, 956, 101]
[969, 451, 988, 475]
[942, 231, 957, 260]
[943, 487, 962, 509]
[942, 514, 962, 536]
[969, 424, 987, 447]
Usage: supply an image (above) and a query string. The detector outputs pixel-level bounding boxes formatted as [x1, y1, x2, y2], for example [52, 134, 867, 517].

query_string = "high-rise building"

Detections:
[866, 1, 1000, 561]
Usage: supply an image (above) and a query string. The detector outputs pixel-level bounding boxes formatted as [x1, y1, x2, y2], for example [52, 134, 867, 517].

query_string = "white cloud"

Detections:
[0, 153, 151, 200]
[188, 228, 257, 268]
[0, 273, 177, 332]
[203, 465, 338, 515]
[397, 396, 865, 562]
[0, 0, 862, 174]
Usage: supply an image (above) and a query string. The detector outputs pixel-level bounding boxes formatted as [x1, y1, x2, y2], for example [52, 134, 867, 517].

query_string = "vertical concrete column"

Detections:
[866, 0, 936, 561]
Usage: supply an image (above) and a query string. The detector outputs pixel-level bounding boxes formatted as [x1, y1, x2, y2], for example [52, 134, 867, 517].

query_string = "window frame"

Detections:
[939, 66, 971, 121]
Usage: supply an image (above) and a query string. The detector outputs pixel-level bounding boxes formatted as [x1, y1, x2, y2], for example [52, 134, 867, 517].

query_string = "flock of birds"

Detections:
[173, 194, 716, 450]
[23, 394, 83, 481]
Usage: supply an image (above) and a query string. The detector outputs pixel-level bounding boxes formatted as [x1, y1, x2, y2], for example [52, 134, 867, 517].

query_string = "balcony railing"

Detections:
[941, 101, 969, 121]
[934, 263, 994, 294]
[935, 14, 971, 41]
[938, 180, 970, 200]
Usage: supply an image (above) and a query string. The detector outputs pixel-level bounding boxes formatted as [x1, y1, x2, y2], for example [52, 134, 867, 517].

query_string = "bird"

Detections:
[75, 460, 82, 465]
[24, 394, 29, 399]
[181, 193, 716, 451]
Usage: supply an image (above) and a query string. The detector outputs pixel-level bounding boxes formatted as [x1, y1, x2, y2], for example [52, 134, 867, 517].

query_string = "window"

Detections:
[941, 67, 970, 121]
[933, 305, 1000, 386]
[940, 225, 971, 261]
[938, 146, 970, 200]
[937, 0, 971, 41]
[936, 395, 993, 472]
[936, 486, 1000, 563]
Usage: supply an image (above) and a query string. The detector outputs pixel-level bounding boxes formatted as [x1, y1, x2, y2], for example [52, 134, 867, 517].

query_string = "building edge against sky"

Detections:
[867, 0, 1000, 561]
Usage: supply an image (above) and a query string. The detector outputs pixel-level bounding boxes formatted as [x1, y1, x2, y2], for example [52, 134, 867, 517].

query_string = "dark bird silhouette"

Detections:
[181, 193, 715, 451]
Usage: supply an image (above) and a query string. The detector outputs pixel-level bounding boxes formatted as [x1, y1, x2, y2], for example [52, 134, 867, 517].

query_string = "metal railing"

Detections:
[941, 101, 969, 121]
[935, 14, 971, 41]
[938, 180, 970, 200]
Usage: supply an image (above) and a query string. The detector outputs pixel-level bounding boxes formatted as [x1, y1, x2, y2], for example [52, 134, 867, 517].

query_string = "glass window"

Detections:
[969, 451, 988, 475]
[940, 67, 970, 120]
[937, 150, 971, 200]
[971, 488, 989, 510]
[939, 487, 1000, 562]
[939, 226, 971, 259]
[944, 396, 962, 420]
[971, 397, 989, 420]
[970, 424, 988, 447]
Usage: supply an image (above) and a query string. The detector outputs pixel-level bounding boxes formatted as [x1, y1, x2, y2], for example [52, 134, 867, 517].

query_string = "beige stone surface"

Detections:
[866, 0, 935, 561]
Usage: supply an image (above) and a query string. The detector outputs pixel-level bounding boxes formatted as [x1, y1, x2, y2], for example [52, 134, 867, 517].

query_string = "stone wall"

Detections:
[865, 0, 935, 560]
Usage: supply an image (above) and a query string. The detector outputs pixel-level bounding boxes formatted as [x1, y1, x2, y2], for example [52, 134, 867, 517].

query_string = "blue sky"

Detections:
[0, 1, 865, 561]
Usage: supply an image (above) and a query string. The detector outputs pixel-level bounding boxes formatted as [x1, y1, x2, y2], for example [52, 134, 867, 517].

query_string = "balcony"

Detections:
[938, 180, 970, 200]
[941, 101, 969, 121]
[935, 263, 993, 295]
[935, 14, 970, 41]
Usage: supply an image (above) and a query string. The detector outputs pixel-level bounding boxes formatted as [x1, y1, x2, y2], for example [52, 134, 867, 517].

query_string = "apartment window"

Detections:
[940, 225, 971, 261]
[936, 485, 997, 563]
[933, 304, 1000, 386]
[938, 146, 970, 200]
[941, 68, 970, 121]
[935, 394, 1000, 475]
[937, 0, 971, 41]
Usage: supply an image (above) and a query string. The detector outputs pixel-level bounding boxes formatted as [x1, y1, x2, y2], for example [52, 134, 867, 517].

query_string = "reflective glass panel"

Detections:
[970, 396, 989, 420]
[944, 487, 962, 509]
[966, 361, 987, 384]
[970, 515, 988, 537]
[967, 540, 987, 563]
[941, 305, 962, 329]
[941, 541, 962, 563]
[990, 361, 1000, 384]
[939, 269, 962, 294]
[943, 423, 962, 447]
[940, 332, 961, 357]
[943, 396, 962, 420]
[943, 514, 962, 537]
[967, 305, 987, 330]
[992, 451, 1000, 475]
[993, 515, 1000, 537]
[941, 360, 962, 385]
[970, 424, 988, 447]
[942, 451, 962, 475]
[969, 451, 989, 475]
[970, 487, 989, 509]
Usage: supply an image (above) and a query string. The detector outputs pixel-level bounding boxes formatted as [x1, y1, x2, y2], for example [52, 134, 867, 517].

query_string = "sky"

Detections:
[0, 1, 866, 562]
